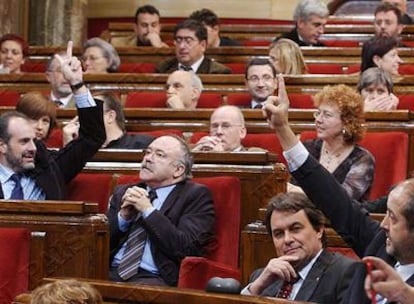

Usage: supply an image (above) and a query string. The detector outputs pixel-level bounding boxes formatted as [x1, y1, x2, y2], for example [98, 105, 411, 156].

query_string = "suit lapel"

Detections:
[158, 181, 186, 215]
[294, 250, 332, 301]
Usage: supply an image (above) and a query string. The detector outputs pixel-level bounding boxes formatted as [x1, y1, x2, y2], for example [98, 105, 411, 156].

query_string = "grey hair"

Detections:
[357, 67, 394, 94]
[190, 72, 203, 92]
[293, 0, 329, 22]
[83, 37, 121, 72]
[212, 105, 245, 127]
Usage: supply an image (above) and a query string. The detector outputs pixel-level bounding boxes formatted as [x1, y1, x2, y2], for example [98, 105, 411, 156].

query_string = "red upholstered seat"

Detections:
[129, 129, 184, 138]
[67, 173, 116, 213]
[0, 227, 30, 303]
[300, 131, 408, 200]
[307, 63, 346, 74]
[226, 93, 250, 107]
[397, 95, 414, 111]
[343, 63, 360, 74]
[118, 63, 156, 73]
[0, 90, 20, 106]
[226, 92, 314, 109]
[115, 175, 242, 289]
[125, 92, 222, 108]
[224, 62, 246, 74]
[321, 40, 360, 47]
[399, 65, 414, 75]
[22, 61, 47, 73]
[45, 128, 63, 148]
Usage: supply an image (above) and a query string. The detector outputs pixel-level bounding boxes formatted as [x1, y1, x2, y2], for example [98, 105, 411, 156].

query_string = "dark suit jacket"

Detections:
[249, 250, 357, 303]
[291, 154, 414, 303]
[0, 101, 105, 200]
[155, 56, 232, 74]
[107, 179, 215, 286]
[105, 133, 154, 149]
[276, 28, 325, 47]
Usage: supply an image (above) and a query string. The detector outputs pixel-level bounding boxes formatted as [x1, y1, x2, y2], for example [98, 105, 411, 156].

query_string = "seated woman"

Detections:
[289, 84, 375, 201]
[268, 39, 308, 74]
[81, 37, 120, 73]
[15, 91, 57, 142]
[0, 33, 28, 74]
[357, 67, 398, 111]
[360, 36, 402, 76]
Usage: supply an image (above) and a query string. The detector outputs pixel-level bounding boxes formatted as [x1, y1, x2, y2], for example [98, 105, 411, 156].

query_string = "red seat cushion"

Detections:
[118, 63, 156, 73]
[0, 90, 20, 106]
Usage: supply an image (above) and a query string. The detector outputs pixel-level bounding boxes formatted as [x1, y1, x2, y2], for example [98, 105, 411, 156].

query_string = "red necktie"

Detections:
[277, 277, 299, 299]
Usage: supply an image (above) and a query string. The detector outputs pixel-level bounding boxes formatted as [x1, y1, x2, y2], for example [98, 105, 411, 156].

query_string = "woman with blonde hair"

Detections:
[268, 38, 308, 74]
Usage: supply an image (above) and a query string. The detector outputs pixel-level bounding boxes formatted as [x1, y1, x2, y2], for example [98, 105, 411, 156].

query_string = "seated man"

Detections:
[241, 192, 357, 302]
[189, 8, 241, 47]
[0, 41, 105, 200]
[166, 70, 203, 109]
[108, 135, 215, 286]
[245, 58, 278, 109]
[263, 74, 414, 303]
[155, 19, 231, 74]
[374, 2, 404, 40]
[63, 93, 153, 149]
[192, 105, 247, 152]
[111, 4, 168, 48]
[276, 0, 329, 46]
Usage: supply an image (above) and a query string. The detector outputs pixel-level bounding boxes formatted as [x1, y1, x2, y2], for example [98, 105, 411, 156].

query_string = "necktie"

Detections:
[254, 103, 263, 109]
[54, 100, 63, 107]
[276, 277, 299, 299]
[117, 189, 158, 280]
[180, 65, 193, 71]
[9, 174, 24, 199]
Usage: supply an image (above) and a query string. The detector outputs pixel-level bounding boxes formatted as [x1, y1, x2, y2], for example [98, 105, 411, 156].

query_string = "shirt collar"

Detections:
[50, 92, 73, 107]
[179, 55, 204, 73]
[298, 249, 323, 280]
[0, 164, 16, 183]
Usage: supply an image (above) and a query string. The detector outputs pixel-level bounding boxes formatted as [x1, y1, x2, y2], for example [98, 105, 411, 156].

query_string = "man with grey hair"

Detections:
[277, 0, 329, 46]
[165, 70, 203, 109]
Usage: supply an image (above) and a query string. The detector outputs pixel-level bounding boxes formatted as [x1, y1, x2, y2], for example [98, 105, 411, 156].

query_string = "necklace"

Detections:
[321, 145, 347, 170]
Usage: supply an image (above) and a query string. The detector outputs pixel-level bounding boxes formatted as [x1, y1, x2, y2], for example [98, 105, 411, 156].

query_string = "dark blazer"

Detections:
[290, 154, 414, 303]
[105, 133, 154, 149]
[0, 101, 105, 200]
[276, 28, 325, 47]
[107, 179, 215, 286]
[249, 250, 357, 303]
[155, 57, 232, 74]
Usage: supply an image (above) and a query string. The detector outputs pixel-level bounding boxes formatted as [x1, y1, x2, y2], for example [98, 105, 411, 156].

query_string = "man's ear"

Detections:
[0, 139, 7, 154]
[173, 162, 186, 178]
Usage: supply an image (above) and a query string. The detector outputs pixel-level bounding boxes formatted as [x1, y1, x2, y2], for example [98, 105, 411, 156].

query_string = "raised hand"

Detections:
[55, 41, 83, 86]
[262, 74, 290, 130]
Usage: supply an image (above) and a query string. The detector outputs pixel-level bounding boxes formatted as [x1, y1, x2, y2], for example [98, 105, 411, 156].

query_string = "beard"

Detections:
[5, 149, 35, 172]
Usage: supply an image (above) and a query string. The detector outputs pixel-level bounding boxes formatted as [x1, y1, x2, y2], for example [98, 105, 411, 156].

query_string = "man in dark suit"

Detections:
[241, 192, 357, 302]
[276, 0, 328, 47]
[262, 74, 414, 303]
[108, 135, 215, 286]
[0, 41, 105, 200]
[155, 19, 231, 74]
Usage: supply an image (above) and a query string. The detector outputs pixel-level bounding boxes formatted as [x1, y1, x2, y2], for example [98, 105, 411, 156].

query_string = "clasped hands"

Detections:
[120, 186, 153, 220]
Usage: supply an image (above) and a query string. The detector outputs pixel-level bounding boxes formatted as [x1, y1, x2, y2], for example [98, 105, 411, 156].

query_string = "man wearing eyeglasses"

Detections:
[192, 105, 250, 152]
[165, 70, 203, 109]
[155, 19, 231, 74]
[245, 58, 278, 109]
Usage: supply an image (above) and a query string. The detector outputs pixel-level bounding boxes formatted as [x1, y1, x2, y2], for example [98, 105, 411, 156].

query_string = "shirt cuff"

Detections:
[282, 141, 309, 172]
[142, 207, 155, 218]
[74, 89, 96, 108]
[240, 284, 253, 295]
[117, 212, 133, 232]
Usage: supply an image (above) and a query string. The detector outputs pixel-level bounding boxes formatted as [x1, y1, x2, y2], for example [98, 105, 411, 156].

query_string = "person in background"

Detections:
[241, 192, 357, 302]
[63, 93, 153, 149]
[15, 91, 57, 141]
[244, 58, 278, 109]
[192, 105, 248, 152]
[189, 8, 241, 47]
[30, 279, 103, 304]
[111, 4, 168, 48]
[374, 2, 405, 40]
[82, 37, 120, 74]
[276, 0, 329, 46]
[268, 39, 308, 74]
[360, 36, 403, 76]
[0, 33, 28, 74]
[289, 85, 375, 201]
[357, 67, 399, 111]
[155, 19, 231, 74]
[165, 70, 202, 109]
[382, 0, 413, 24]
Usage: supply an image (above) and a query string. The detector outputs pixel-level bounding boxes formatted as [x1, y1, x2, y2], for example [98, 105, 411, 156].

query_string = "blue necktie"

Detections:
[9, 174, 24, 199]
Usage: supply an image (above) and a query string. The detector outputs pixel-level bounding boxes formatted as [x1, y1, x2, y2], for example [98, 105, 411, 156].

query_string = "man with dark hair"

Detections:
[241, 192, 357, 302]
[155, 19, 231, 74]
[374, 2, 404, 39]
[244, 58, 278, 109]
[382, 0, 413, 25]
[277, 0, 329, 46]
[189, 8, 240, 47]
[262, 74, 414, 303]
[108, 135, 215, 286]
[111, 4, 168, 47]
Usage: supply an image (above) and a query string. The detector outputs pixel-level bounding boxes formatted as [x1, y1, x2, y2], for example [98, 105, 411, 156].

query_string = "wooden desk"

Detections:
[0, 200, 109, 289]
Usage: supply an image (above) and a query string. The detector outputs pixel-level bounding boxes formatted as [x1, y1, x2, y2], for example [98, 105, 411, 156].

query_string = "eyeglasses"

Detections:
[313, 110, 338, 120]
[210, 123, 242, 131]
[174, 36, 199, 46]
[247, 74, 274, 83]
[81, 55, 104, 62]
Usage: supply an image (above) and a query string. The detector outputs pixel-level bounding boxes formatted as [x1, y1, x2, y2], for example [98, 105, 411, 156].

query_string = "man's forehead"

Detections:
[168, 71, 190, 83]
[137, 13, 159, 22]
[376, 10, 398, 19]
[272, 209, 310, 226]
[248, 65, 273, 76]
[176, 28, 197, 37]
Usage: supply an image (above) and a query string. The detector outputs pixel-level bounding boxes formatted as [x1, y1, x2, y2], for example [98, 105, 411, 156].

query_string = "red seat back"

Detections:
[397, 95, 414, 111]
[300, 131, 408, 200]
[118, 63, 156, 73]
[0, 227, 30, 303]
[307, 63, 345, 74]
[0, 90, 20, 106]
[125, 92, 222, 108]
[227, 92, 314, 109]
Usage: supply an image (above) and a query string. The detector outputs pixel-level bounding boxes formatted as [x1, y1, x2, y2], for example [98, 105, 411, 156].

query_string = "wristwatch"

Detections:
[70, 81, 85, 91]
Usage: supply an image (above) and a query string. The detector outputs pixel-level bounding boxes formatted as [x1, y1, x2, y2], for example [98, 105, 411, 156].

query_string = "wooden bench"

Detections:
[0, 200, 109, 289]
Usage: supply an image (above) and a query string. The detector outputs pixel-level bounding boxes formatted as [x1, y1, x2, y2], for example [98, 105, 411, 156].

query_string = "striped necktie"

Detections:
[9, 174, 24, 199]
[117, 189, 157, 280]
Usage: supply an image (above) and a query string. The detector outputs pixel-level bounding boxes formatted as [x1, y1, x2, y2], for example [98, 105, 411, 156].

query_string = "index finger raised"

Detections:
[277, 74, 288, 105]
[66, 40, 73, 59]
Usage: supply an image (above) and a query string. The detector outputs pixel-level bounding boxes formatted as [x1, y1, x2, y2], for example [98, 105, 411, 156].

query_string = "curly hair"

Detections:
[313, 84, 366, 144]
